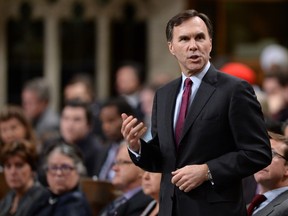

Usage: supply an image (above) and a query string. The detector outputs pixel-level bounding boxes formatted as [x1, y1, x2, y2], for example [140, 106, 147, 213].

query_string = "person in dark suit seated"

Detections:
[28, 141, 92, 216]
[247, 132, 288, 216]
[99, 142, 152, 216]
[0, 140, 47, 216]
[140, 171, 162, 216]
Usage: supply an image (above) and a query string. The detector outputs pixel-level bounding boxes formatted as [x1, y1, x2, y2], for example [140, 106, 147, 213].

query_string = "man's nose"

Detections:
[189, 39, 197, 50]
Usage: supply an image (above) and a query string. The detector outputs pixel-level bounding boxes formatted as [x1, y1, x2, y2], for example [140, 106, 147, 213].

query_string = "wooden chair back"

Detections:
[80, 177, 120, 216]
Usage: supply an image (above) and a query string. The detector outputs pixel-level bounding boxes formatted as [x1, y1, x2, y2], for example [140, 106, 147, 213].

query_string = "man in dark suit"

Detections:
[121, 9, 271, 216]
[99, 142, 152, 216]
[249, 132, 288, 216]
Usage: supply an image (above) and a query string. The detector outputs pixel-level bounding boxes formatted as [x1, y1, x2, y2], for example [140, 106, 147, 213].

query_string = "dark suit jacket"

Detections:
[28, 187, 93, 216]
[253, 190, 288, 216]
[99, 190, 152, 216]
[129, 64, 271, 216]
[0, 182, 47, 216]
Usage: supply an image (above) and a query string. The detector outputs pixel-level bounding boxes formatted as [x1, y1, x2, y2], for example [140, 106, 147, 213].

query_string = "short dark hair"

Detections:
[166, 9, 213, 42]
[117, 60, 145, 85]
[100, 97, 135, 117]
[65, 73, 95, 101]
[62, 99, 93, 126]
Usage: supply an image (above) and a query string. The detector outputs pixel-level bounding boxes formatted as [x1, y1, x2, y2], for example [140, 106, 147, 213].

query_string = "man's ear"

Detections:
[168, 42, 175, 56]
[284, 163, 288, 178]
[209, 38, 212, 53]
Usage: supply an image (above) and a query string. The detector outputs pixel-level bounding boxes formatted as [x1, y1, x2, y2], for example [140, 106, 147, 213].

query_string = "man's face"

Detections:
[116, 66, 140, 95]
[254, 139, 288, 191]
[60, 106, 90, 144]
[64, 83, 92, 103]
[21, 90, 46, 120]
[262, 77, 285, 114]
[112, 146, 142, 192]
[168, 17, 212, 76]
[99, 106, 123, 141]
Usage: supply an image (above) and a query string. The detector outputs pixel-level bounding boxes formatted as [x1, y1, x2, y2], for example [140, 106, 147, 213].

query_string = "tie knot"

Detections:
[184, 78, 192, 88]
[251, 194, 266, 204]
[247, 194, 267, 216]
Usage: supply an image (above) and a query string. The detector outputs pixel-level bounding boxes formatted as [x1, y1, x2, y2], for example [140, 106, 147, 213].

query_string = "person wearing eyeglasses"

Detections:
[99, 142, 152, 216]
[248, 132, 288, 216]
[28, 142, 92, 216]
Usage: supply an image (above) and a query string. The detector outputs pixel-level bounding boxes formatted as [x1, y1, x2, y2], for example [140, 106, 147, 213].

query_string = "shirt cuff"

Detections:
[127, 145, 141, 160]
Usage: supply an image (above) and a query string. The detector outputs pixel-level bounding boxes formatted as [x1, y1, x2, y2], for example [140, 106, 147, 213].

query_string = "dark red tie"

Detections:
[247, 194, 267, 216]
[175, 78, 192, 145]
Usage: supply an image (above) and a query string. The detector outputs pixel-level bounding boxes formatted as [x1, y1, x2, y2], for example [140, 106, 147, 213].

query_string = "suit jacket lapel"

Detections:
[179, 66, 217, 144]
[254, 190, 288, 216]
[166, 78, 181, 148]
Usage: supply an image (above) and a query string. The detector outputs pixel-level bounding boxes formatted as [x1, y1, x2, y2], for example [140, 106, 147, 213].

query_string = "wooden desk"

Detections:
[80, 177, 120, 216]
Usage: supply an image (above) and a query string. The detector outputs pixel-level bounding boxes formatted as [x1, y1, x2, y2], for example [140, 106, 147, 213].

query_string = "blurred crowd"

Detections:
[0, 60, 168, 216]
[0, 42, 288, 216]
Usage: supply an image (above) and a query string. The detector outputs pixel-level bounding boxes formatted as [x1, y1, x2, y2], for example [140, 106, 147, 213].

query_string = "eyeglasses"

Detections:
[46, 164, 75, 175]
[113, 160, 133, 166]
[272, 150, 288, 161]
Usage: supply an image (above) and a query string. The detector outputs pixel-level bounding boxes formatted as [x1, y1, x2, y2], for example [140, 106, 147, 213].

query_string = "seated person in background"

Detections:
[140, 171, 162, 216]
[21, 77, 60, 144]
[29, 141, 92, 216]
[44, 99, 105, 178]
[63, 73, 104, 140]
[0, 105, 38, 153]
[99, 142, 152, 216]
[98, 97, 135, 181]
[0, 140, 47, 216]
[114, 61, 145, 120]
[247, 132, 288, 216]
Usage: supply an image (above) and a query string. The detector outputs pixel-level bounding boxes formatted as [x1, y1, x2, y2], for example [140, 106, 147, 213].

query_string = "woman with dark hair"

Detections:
[0, 140, 47, 216]
[29, 142, 92, 216]
[0, 105, 38, 152]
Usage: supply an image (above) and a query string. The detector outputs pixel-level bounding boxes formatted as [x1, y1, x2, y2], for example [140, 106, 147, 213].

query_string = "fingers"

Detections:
[171, 172, 188, 191]
[121, 113, 147, 152]
[171, 166, 202, 193]
[128, 122, 147, 139]
[121, 114, 147, 139]
[171, 169, 182, 186]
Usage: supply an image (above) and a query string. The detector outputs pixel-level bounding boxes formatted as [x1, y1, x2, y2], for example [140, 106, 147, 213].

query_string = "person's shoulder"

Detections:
[59, 188, 88, 204]
[56, 189, 93, 216]
[274, 189, 288, 203]
[27, 181, 49, 197]
[259, 190, 288, 215]
[156, 77, 180, 93]
[215, 69, 254, 92]
[130, 189, 153, 204]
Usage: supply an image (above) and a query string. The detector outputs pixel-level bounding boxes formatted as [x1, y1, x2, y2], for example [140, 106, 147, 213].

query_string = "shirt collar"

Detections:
[180, 61, 210, 89]
[263, 186, 288, 202]
[123, 186, 142, 200]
